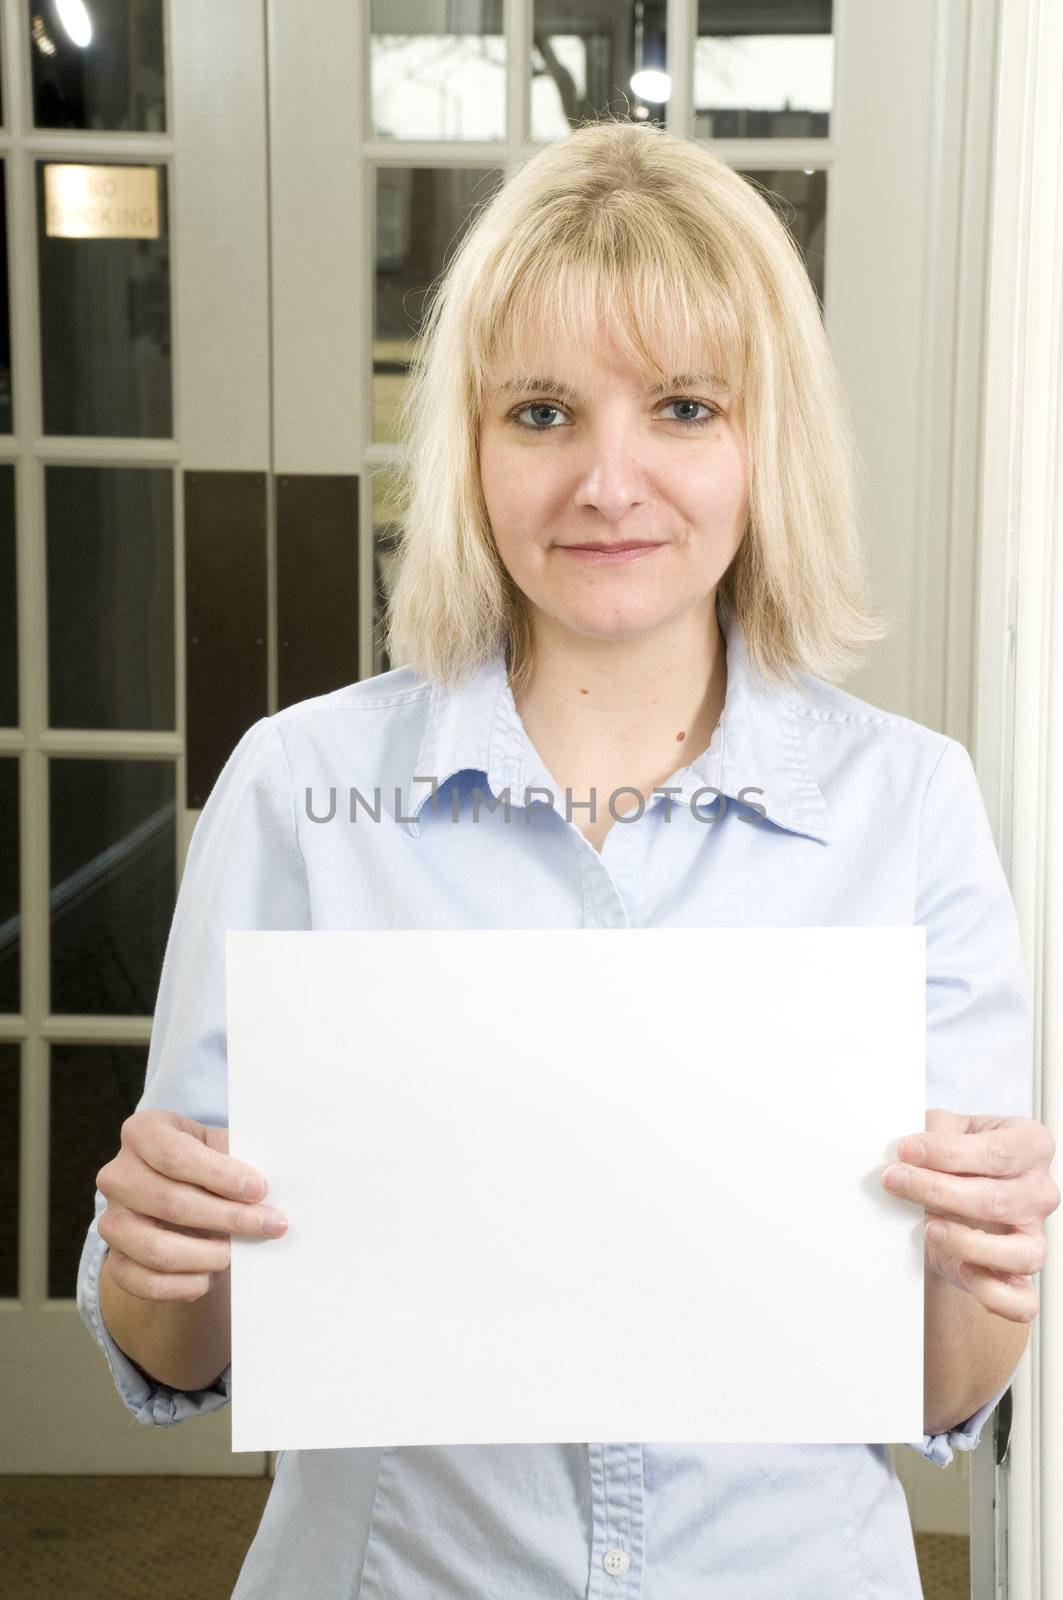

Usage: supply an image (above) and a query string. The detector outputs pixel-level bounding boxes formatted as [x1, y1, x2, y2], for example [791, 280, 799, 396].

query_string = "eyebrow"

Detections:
[493, 371, 733, 402]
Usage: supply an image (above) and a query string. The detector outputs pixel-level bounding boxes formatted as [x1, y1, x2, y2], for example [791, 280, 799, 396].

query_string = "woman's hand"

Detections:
[880, 1107, 1059, 1323]
[96, 1108, 289, 1303]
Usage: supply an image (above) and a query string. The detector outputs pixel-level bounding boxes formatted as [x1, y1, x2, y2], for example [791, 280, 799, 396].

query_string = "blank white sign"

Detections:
[226, 926, 926, 1453]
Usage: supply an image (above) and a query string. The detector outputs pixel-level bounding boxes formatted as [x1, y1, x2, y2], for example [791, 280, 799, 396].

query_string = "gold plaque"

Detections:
[44, 164, 160, 240]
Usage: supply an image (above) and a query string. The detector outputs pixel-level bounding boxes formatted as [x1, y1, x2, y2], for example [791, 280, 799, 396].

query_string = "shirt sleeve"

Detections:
[901, 736, 1033, 1468]
[75, 715, 311, 1425]
[905, 1378, 1012, 1468]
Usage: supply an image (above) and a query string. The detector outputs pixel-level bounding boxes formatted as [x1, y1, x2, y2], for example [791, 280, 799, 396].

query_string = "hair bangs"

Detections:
[472, 226, 746, 409]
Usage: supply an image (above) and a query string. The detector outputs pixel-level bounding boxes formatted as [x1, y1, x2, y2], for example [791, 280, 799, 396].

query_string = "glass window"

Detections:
[0, 758, 18, 1014]
[531, 0, 668, 141]
[370, 0, 505, 141]
[0, 1043, 18, 1296]
[738, 167, 827, 308]
[374, 165, 504, 444]
[45, 465, 174, 731]
[30, 0, 166, 132]
[36, 160, 172, 438]
[48, 1042, 148, 1298]
[371, 466, 403, 676]
[695, 1, 833, 139]
[0, 464, 15, 727]
[49, 758, 175, 1016]
[0, 162, 11, 434]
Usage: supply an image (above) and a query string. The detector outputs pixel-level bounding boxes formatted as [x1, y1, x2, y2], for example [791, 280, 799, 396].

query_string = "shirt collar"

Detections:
[403, 596, 834, 844]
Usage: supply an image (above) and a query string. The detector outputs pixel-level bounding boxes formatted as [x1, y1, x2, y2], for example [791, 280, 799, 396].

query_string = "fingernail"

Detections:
[883, 1164, 910, 1190]
[261, 1208, 288, 1237]
[925, 1219, 947, 1245]
[242, 1174, 265, 1201]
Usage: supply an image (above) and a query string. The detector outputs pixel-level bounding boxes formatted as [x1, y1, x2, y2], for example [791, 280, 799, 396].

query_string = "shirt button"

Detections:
[603, 1547, 630, 1577]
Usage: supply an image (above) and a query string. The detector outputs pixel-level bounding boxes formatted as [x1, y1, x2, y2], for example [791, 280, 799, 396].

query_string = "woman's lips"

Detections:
[556, 542, 665, 565]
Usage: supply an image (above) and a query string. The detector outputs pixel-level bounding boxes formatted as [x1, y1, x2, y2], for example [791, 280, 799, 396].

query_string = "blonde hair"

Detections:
[383, 116, 891, 695]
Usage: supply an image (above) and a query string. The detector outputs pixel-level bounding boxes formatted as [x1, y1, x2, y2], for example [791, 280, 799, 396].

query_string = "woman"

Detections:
[80, 119, 1057, 1599]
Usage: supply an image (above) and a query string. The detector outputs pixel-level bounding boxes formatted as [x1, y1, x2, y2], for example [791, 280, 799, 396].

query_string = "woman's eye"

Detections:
[511, 403, 566, 430]
[660, 398, 719, 426]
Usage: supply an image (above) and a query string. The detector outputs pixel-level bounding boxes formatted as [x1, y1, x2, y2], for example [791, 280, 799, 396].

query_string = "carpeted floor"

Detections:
[0, 1476, 272, 1600]
[0, 1476, 969, 1599]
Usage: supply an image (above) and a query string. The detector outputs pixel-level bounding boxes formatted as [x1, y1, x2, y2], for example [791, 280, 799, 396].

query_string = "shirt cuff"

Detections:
[77, 1216, 232, 1427]
[902, 1378, 1011, 1469]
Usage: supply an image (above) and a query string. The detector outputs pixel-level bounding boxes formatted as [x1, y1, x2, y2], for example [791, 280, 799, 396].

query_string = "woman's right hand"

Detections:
[96, 1108, 289, 1303]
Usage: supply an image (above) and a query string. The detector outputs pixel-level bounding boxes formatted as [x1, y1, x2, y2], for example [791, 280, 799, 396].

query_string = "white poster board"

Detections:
[226, 926, 926, 1452]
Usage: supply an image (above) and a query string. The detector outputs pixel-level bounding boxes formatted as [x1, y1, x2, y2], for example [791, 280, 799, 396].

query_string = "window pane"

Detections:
[0, 162, 11, 433]
[373, 165, 504, 444]
[37, 161, 172, 438]
[372, 467, 402, 676]
[531, 0, 668, 142]
[695, 1, 833, 139]
[30, 0, 166, 132]
[0, 758, 18, 1014]
[183, 470, 269, 806]
[276, 474, 359, 710]
[0, 1042, 18, 1296]
[371, 0, 505, 141]
[46, 465, 174, 731]
[0, 464, 15, 726]
[49, 758, 175, 1016]
[737, 167, 827, 309]
[48, 1042, 147, 1299]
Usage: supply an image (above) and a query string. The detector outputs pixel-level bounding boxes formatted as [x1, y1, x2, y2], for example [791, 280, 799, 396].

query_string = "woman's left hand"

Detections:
[881, 1107, 1060, 1323]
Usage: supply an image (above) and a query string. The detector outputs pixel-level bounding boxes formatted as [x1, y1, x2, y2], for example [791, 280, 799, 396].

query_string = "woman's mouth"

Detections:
[555, 542, 665, 565]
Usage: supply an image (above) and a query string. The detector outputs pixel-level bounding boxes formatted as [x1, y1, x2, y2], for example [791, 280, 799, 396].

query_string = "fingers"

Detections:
[102, 1149, 288, 1239]
[100, 1202, 231, 1278]
[924, 1215, 1048, 1277]
[121, 1110, 269, 1203]
[951, 1258, 1041, 1323]
[103, 1243, 214, 1304]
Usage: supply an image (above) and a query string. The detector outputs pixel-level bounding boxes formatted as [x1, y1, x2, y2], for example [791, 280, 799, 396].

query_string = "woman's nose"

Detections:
[571, 429, 648, 520]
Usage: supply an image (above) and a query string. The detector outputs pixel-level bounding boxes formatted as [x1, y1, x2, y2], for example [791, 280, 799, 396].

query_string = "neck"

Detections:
[512, 600, 727, 790]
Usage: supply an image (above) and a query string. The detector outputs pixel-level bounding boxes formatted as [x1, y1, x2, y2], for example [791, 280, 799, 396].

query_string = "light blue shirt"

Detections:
[77, 595, 1033, 1599]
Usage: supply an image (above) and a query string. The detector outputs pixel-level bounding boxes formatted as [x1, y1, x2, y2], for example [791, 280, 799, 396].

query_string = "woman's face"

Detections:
[478, 332, 750, 649]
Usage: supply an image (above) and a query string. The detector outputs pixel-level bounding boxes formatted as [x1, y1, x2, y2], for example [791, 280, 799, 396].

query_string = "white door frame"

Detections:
[973, 2, 1063, 1597]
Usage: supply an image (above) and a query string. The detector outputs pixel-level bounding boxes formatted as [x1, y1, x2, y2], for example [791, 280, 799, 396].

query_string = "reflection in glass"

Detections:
[48, 1042, 147, 1298]
[46, 465, 174, 730]
[0, 759, 18, 1013]
[36, 161, 172, 437]
[695, 1, 833, 139]
[0, 465, 15, 725]
[737, 167, 827, 309]
[531, 0, 668, 141]
[371, 466, 403, 676]
[0, 1042, 18, 1296]
[49, 758, 175, 1016]
[0, 163, 11, 432]
[371, 0, 504, 141]
[374, 166, 504, 444]
[29, 0, 166, 132]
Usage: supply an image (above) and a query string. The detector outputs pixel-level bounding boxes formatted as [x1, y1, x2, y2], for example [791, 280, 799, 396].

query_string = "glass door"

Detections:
[1, 0, 270, 1475]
